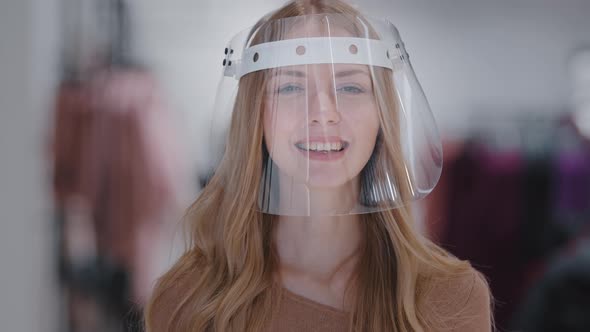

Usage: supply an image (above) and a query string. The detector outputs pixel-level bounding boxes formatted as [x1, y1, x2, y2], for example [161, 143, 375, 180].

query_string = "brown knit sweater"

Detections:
[263, 268, 491, 331]
[263, 284, 350, 331]
[150, 267, 492, 331]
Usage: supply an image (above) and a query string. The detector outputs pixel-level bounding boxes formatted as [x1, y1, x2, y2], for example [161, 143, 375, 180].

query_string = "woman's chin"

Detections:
[304, 173, 354, 189]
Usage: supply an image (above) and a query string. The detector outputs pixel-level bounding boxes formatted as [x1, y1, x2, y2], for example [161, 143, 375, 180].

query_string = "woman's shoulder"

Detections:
[421, 265, 493, 331]
[425, 266, 490, 303]
[145, 254, 199, 332]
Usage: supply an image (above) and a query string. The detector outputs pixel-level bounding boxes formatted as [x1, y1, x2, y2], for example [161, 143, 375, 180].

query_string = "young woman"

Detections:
[145, 1, 493, 331]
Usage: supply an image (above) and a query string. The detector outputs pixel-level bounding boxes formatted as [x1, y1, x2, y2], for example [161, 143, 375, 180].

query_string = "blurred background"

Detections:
[1, 0, 589, 331]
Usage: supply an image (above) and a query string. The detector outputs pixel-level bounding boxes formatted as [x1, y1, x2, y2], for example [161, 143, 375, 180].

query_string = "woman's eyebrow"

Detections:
[273, 70, 306, 77]
[334, 69, 370, 78]
[271, 68, 370, 78]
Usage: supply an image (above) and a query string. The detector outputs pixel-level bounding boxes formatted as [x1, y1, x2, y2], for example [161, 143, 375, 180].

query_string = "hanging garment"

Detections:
[438, 142, 526, 331]
[84, 68, 184, 271]
[423, 140, 466, 242]
[554, 149, 590, 234]
[51, 68, 185, 306]
[512, 239, 590, 332]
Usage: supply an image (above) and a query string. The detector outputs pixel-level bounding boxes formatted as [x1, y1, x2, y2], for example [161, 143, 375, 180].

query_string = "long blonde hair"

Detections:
[145, 1, 491, 331]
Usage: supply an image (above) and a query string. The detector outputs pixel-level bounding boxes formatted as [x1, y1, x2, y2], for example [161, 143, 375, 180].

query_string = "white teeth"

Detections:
[296, 141, 345, 152]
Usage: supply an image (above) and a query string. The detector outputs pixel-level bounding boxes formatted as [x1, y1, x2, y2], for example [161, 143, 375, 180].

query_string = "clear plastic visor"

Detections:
[212, 14, 442, 216]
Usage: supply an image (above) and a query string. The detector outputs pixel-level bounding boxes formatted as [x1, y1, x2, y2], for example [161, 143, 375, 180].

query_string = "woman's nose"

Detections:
[308, 91, 341, 125]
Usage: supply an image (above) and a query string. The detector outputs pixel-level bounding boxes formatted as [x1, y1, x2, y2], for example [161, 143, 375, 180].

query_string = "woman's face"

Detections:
[263, 63, 380, 189]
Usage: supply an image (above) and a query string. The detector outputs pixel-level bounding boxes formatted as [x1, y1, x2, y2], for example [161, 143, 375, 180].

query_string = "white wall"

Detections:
[0, 0, 60, 331]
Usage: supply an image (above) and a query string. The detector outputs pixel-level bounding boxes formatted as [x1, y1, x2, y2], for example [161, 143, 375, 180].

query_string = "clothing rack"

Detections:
[428, 112, 590, 331]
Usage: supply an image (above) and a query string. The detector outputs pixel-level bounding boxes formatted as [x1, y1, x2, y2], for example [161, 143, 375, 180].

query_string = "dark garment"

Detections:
[554, 150, 590, 234]
[512, 240, 590, 332]
[439, 143, 526, 331]
[519, 154, 568, 263]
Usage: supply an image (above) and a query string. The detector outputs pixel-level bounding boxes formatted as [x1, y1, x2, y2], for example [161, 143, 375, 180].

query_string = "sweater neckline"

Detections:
[274, 280, 350, 316]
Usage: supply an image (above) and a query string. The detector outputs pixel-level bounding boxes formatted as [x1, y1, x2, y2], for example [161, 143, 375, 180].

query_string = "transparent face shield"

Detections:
[210, 14, 442, 216]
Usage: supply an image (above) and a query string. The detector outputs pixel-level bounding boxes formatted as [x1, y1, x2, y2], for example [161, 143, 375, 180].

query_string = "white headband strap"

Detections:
[223, 37, 403, 79]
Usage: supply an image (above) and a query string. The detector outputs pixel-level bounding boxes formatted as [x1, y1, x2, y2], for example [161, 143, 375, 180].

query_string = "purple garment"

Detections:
[554, 150, 590, 229]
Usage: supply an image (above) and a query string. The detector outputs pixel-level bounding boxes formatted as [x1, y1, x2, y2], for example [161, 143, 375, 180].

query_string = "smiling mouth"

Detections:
[294, 141, 350, 153]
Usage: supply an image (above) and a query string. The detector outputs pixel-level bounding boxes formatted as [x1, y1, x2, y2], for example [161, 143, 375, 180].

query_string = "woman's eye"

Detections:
[337, 85, 365, 94]
[278, 84, 304, 95]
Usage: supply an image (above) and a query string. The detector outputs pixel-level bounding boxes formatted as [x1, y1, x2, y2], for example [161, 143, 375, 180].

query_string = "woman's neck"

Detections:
[273, 214, 363, 284]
